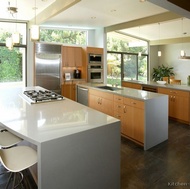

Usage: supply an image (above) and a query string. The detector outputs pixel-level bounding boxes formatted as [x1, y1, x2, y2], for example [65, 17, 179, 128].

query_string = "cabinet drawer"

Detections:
[114, 103, 123, 112]
[158, 87, 190, 97]
[114, 95, 123, 103]
[113, 111, 123, 120]
[89, 89, 113, 100]
[124, 97, 144, 109]
[168, 90, 189, 97]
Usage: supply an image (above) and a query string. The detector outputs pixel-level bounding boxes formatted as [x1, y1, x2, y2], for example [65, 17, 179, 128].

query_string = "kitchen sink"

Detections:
[96, 86, 123, 91]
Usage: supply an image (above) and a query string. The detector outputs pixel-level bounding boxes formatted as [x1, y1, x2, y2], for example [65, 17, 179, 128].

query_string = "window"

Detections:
[40, 28, 87, 46]
[107, 32, 148, 86]
[0, 21, 27, 86]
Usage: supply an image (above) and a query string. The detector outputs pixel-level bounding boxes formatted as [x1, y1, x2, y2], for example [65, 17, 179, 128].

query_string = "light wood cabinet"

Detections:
[158, 87, 190, 123]
[86, 87, 168, 150]
[62, 46, 82, 67]
[86, 47, 103, 54]
[61, 83, 76, 101]
[88, 89, 114, 116]
[122, 81, 142, 90]
[114, 94, 144, 144]
[123, 98, 144, 144]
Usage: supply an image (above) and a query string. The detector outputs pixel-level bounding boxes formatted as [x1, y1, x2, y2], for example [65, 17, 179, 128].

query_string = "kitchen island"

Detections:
[0, 86, 120, 189]
[77, 83, 169, 150]
[122, 80, 190, 124]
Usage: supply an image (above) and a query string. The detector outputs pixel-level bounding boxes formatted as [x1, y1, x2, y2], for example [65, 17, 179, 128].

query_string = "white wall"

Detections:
[155, 43, 190, 84]
[87, 28, 104, 48]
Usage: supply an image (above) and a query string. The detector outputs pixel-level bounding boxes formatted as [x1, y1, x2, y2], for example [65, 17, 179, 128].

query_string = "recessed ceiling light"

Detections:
[139, 0, 146, 2]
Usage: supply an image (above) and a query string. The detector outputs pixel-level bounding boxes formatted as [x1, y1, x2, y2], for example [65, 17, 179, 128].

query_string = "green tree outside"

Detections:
[0, 47, 22, 82]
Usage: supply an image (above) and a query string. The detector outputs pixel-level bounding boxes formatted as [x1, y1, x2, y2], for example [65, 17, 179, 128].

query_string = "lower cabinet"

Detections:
[61, 83, 76, 101]
[88, 89, 114, 117]
[122, 81, 142, 90]
[114, 94, 144, 145]
[88, 87, 168, 150]
[158, 87, 190, 123]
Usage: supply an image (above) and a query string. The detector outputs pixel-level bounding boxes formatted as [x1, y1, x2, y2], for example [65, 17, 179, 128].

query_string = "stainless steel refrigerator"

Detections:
[35, 43, 62, 94]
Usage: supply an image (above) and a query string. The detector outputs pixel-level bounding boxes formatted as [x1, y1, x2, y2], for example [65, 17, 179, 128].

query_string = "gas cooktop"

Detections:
[22, 89, 64, 104]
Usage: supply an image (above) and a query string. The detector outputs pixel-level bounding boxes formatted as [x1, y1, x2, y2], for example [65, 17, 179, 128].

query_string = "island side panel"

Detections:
[144, 95, 168, 150]
[39, 121, 120, 189]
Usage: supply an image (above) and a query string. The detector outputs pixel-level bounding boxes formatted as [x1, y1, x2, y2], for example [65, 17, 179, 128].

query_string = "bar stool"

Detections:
[0, 130, 22, 149]
[0, 146, 37, 188]
[0, 129, 23, 182]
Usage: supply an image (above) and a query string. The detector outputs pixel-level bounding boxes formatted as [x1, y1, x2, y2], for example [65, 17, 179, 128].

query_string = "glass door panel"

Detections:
[123, 54, 137, 80]
[107, 53, 121, 86]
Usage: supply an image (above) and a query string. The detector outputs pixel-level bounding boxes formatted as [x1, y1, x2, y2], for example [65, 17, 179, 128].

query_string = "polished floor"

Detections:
[0, 120, 190, 189]
[121, 119, 190, 189]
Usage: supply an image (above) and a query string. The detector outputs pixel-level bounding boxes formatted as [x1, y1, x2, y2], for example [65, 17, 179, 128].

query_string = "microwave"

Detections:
[88, 68, 104, 83]
[89, 54, 102, 64]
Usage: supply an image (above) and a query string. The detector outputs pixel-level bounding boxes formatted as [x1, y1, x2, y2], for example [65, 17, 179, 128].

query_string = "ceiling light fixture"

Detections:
[12, 0, 20, 45]
[30, 0, 40, 41]
[138, 26, 142, 57]
[158, 23, 161, 57]
[180, 18, 185, 57]
[7, 1, 17, 17]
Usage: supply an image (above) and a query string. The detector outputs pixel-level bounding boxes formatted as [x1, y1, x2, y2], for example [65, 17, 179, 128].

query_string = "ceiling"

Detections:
[1, 0, 190, 42]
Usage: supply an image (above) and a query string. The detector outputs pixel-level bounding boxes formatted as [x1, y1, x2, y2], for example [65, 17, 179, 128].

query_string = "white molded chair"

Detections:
[0, 130, 22, 149]
[0, 146, 37, 188]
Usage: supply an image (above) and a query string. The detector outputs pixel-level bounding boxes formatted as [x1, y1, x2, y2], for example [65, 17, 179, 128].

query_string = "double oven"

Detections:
[87, 53, 104, 83]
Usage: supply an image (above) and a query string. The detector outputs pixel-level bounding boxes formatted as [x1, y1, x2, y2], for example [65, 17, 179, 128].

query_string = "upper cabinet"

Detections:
[62, 46, 83, 67]
[86, 47, 103, 55]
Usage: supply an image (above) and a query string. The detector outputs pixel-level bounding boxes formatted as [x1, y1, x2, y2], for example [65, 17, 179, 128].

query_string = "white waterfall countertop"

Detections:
[0, 85, 120, 144]
[77, 82, 167, 101]
[0, 85, 121, 189]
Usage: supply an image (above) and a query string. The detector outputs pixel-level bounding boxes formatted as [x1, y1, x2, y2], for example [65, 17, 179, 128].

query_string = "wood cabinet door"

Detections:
[101, 98, 114, 116]
[75, 47, 82, 67]
[88, 94, 101, 111]
[67, 47, 75, 67]
[62, 46, 82, 67]
[62, 46, 68, 67]
[122, 105, 133, 138]
[171, 95, 189, 122]
[61, 84, 76, 101]
[133, 107, 144, 143]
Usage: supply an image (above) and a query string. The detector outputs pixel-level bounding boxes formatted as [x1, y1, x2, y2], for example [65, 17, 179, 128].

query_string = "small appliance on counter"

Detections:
[73, 68, 81, 79]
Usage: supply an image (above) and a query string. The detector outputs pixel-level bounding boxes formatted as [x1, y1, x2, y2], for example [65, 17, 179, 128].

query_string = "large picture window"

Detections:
[0, 21, 27, 86]
[40, 28, 87, 46]
[107, 32, 149, 86]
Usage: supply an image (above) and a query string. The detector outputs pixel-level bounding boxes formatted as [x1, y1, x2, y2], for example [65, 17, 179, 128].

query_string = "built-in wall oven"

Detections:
[87, 54, 104, 83]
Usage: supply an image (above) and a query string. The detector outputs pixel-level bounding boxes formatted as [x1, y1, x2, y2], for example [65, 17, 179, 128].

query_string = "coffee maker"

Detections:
[73, 68, 81, 79]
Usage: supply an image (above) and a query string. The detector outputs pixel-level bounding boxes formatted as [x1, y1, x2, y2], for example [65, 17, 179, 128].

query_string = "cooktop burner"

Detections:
[23, 89, 64, 104]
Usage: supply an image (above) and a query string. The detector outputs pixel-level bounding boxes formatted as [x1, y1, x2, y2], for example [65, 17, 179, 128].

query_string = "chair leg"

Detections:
[5, 172, 24, 189]
[5, 172, 13, 189]
[14, 172, 23, 189]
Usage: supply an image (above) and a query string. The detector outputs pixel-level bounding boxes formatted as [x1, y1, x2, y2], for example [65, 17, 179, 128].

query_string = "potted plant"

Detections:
[152, 64, 175, 82]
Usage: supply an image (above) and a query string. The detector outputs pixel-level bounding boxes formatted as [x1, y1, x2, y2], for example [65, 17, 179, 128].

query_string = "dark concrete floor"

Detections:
[121, 119, 190, 189]
[0, 119, 189, 189]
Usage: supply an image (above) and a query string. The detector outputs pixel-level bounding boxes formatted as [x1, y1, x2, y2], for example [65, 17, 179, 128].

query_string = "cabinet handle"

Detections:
[173, 96, 175, 102]
[123, 105, 126, 113]
[170, 96, 173, 102]
[100, 98, 102, 105]
[131, 102, 136, 105]
[117, 105, 121, 108]
[116, 115, 121, 119]
[98, 98, 100, 104]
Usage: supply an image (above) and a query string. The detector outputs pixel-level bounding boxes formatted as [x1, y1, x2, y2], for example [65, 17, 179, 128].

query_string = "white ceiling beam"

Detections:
[105, 12, 182, 33]
[29, 0, 81, 26]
